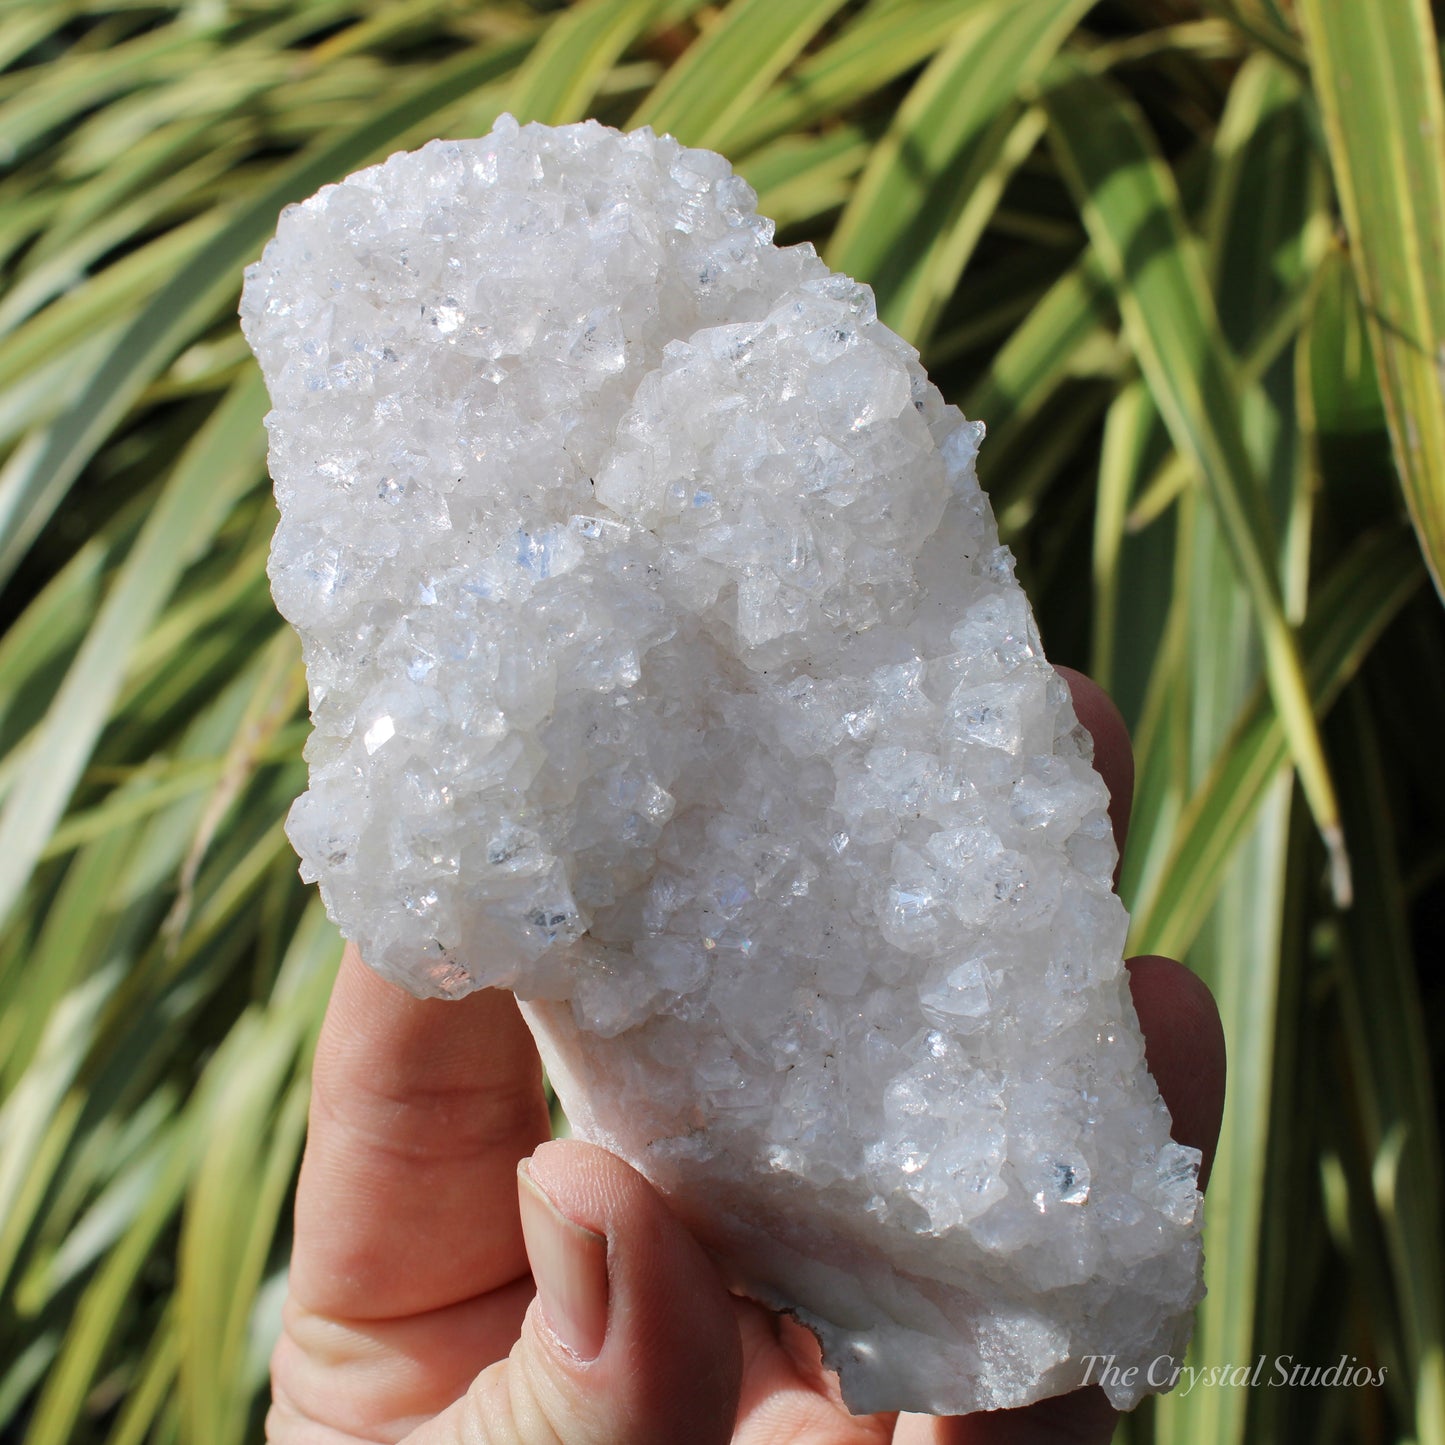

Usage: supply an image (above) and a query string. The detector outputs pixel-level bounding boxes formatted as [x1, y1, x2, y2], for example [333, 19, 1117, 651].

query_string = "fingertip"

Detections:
[1055, 665, 1134, 859]
[518, 1159, 609, 1362]
[296, 945, 549, 1325]
[523, 1137, 624, 1224]
[514, 1140, 743, 1445]
[1126, 955, 1227, 1190]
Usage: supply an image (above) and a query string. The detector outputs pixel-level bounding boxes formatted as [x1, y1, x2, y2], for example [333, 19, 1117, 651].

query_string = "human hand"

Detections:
[267, 669, 1226, 1445]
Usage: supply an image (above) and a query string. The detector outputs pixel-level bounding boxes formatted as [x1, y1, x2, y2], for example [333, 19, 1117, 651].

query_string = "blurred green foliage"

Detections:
[0, 2, 1441, 1441]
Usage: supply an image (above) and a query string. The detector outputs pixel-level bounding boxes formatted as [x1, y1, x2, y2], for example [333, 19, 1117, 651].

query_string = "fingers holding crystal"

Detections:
[248, 117, 1210, 1415]
[405, 1140, 744, 1445]
[1054, 665, 1134, 862]
[1052, 671, 1224, 1196]
[1050, 669, 1225, 1185]
[291, 943, 552, 1323]
[1124, 955, 1227, 1190]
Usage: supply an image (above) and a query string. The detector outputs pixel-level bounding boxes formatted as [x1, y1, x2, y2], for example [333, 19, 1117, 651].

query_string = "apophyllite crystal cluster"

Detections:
[240, 115, 1203, 1415]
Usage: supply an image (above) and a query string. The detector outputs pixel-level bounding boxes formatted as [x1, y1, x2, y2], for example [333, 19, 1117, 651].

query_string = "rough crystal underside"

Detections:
[240, 115, 1203, 1415]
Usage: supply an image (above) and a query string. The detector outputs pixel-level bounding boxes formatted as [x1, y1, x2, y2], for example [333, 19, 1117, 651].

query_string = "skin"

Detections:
[268, 668, 1227, 1445]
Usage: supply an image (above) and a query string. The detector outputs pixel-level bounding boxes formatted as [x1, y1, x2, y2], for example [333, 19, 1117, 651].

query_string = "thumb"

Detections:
[406, 1139, 743, 1445]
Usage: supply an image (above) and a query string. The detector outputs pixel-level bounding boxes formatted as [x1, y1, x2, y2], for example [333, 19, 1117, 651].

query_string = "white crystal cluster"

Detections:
[241, 116, 1203, 1415]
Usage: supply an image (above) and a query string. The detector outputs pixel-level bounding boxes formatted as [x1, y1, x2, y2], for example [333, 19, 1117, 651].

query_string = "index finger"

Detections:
[1055, 664, 1135, 859]
[290, 943, 551, 1322]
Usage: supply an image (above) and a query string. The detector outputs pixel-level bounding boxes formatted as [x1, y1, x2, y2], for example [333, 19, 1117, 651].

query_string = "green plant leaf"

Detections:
[740, 125, 869, 231]
[1046, 61, 1351, 903]
[22, 1111, 191, 1445]
[0, 18, 213, 161]
[1203, 0, 1305, 71]
[1130, 524, 1422, 959]
[104, 1306, 179, 1445]
[1331, 695, 1445, 1445]
[1297, 0, 1445, 603]
[965, 257, 1113, 453]
[507, 0, 679, 127]
[628, 0, 850, 148]
[1091, 380, 1154, 694]
[176, 902, 338, 1443]
[0, 369, 268, 937]
[827, 0, 1091, 339]
[718, 0, 995, 156]
[1152, 64, 1325, 1443]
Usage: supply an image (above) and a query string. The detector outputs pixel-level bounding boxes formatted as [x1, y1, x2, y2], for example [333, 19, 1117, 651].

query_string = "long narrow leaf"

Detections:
[965, 257, 1112, 452]
[1092, 380, 1154, 694]
[507, 0, 677, 127]
[719, 0, 996, 156]
[1332, 696, 1445, 1445]
[1046, 62, 1351, 901]
[22, 1120, 193, 1445]
[0, 370, 267, 936]
[628, 0, 850, 148]
[1131, 525, 1422, 957]
[828, 0, 1089, 334]
[1297, 0, 1445, 602]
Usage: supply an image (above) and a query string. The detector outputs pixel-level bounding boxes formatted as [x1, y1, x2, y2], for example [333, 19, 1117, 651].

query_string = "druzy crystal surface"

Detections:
[241, 116, 1203, 1415]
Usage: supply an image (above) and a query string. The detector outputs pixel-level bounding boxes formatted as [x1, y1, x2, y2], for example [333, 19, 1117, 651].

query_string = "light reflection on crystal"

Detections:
[362, 714, 394, 753]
